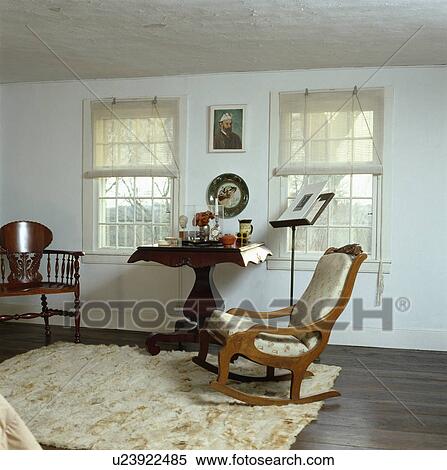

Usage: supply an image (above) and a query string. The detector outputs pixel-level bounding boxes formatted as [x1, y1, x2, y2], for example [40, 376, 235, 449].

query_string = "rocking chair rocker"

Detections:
[193, 244, 366, 406]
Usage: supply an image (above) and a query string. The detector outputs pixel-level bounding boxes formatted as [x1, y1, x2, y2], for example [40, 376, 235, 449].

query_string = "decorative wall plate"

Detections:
[207, 173, 249, 218]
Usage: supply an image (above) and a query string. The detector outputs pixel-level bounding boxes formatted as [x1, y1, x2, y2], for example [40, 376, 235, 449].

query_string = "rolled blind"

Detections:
[275, 89, 384, 176]
[85, 98, 179, 178]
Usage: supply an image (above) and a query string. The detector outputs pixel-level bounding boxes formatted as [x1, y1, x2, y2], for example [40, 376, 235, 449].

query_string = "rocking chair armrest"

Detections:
[226, 307, 293, 319]
[43, 249, 85, 257]
[231, 321, 331, 341]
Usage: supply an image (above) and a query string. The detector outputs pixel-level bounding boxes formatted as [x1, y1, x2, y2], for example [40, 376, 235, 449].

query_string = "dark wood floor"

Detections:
[1, 323, 446, 450]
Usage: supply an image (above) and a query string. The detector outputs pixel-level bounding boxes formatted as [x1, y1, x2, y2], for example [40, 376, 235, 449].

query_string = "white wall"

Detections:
[0, 66, 446, 351]
[0, 85, 3, 224]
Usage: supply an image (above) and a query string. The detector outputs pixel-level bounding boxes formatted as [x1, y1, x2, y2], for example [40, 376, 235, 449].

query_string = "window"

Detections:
[83, 98, 181, 255]
[270, 88, 384, 262]
[97, 176, 172, 249]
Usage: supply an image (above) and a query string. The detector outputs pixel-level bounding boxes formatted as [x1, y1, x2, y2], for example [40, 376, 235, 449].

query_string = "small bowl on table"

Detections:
[220, 234, 237, 248]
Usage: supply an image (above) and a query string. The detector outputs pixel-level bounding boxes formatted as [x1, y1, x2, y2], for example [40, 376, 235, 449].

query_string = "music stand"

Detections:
[270, 192, 335, 306]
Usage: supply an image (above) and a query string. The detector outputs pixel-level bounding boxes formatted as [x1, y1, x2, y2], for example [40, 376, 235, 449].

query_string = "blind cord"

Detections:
[152, 97, 180, 174]
[354, 89, 383, 167]
[375, 176, 385, 306]
[303, 88, 308, 176]
[354, 89, 385, 305]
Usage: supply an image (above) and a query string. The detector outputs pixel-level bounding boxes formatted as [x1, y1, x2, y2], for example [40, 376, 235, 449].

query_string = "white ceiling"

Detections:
[0, 0, 446, 84]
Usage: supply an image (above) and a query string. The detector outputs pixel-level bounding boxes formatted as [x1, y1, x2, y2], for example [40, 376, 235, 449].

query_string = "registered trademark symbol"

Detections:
[395, 297, 411, 312]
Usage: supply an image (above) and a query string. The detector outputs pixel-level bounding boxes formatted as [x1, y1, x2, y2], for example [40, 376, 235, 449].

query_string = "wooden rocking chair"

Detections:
[0, 221, 84, 342]
[193, 244, 366, 406]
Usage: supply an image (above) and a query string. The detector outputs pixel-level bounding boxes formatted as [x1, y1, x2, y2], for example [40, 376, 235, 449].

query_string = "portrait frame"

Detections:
[208, 105, 246, 153]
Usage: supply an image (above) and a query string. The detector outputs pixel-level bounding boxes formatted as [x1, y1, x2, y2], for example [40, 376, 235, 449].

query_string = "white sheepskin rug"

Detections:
[0, 342, 340, 449]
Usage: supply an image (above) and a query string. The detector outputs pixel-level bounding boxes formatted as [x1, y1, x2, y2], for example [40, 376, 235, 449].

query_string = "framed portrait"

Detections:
[209, 105, 246, 153]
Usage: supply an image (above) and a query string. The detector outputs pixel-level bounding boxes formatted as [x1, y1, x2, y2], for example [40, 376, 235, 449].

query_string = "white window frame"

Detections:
[82, 96, 187, 264]
[267, 88, 393, 274]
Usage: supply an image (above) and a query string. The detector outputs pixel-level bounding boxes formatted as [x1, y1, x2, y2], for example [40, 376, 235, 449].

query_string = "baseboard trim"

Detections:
[1, 302, 446, 352]
[330, 327, 447, 352]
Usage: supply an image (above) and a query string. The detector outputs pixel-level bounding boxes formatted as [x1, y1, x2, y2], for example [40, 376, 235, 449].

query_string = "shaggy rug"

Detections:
[0, 342, 341, 450]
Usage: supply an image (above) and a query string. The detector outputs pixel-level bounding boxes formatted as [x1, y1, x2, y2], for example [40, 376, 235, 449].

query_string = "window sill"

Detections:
[267, 257, 391, 274]
[83, 252, 390, 272]
[83, 252, 137, 265]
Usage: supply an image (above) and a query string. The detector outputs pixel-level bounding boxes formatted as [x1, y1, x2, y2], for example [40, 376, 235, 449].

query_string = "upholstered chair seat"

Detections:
[207, 310, 320, 357]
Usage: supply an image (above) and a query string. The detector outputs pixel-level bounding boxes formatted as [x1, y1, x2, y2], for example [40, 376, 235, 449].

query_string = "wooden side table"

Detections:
[128, 243, 272, 355]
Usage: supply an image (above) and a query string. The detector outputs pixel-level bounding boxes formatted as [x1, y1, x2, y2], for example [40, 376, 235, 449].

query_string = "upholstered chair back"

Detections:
[289, 250, 361, 328]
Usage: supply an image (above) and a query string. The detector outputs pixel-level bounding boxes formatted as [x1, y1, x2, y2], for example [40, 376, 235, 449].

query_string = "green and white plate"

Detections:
[207, 173, 249, 218]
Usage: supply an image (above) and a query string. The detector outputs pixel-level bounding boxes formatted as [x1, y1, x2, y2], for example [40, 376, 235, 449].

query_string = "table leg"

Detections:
[183, 266, 224, 327]
[145, 265, 224, 355]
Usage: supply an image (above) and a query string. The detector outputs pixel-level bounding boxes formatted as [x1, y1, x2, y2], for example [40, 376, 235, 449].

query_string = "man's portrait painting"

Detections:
[209, 105, 246, 153]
